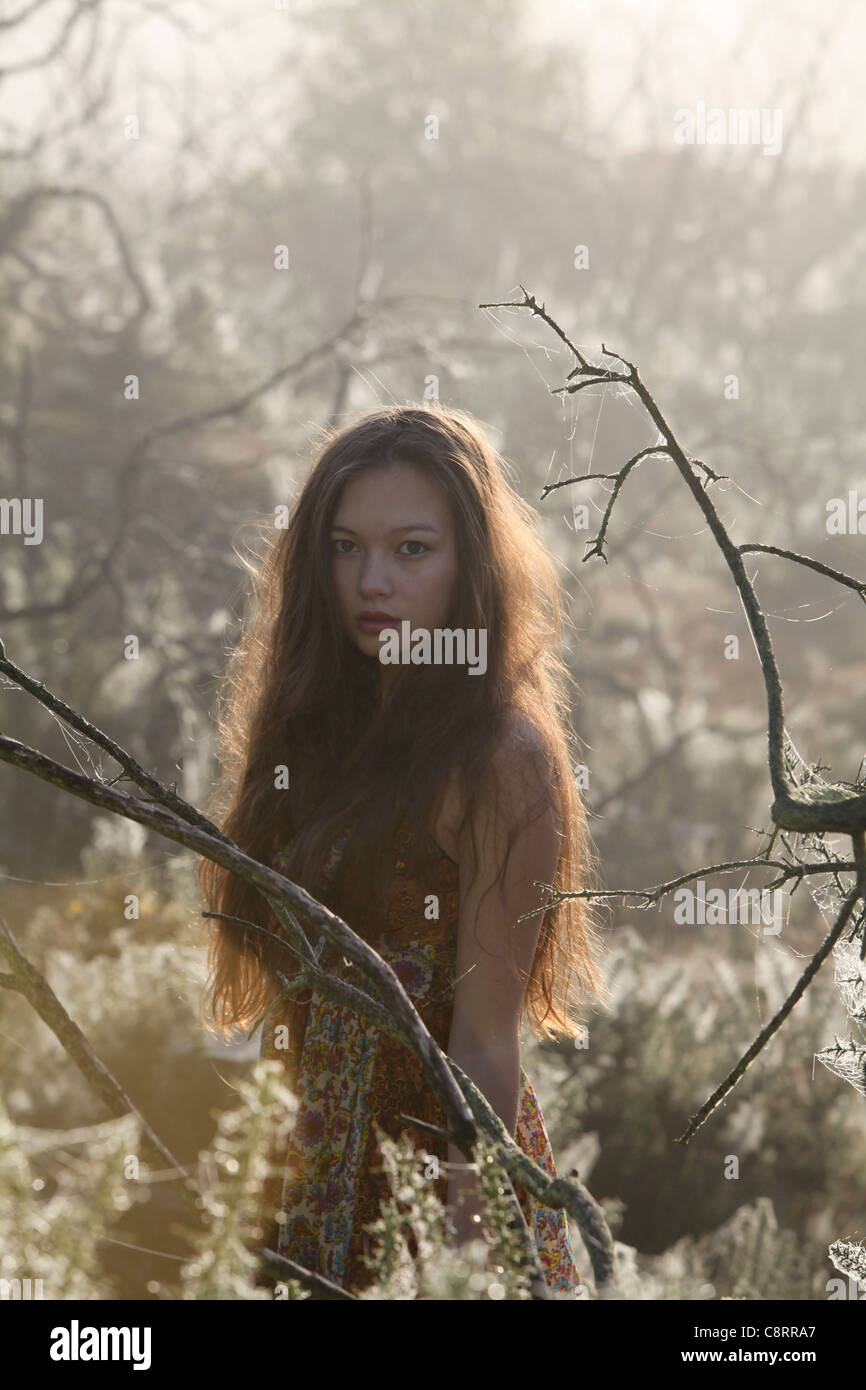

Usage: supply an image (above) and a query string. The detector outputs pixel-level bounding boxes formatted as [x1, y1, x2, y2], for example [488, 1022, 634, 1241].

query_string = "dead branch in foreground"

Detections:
[481, 286, 866, 1143]
[0, 634, 615, 1297]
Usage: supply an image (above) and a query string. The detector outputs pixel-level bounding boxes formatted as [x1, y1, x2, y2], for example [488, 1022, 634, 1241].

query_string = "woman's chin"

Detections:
[354, 633, 386, 661]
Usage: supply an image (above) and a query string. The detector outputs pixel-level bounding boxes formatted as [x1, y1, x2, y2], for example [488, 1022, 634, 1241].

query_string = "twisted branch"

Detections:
[480, 286, 866, 1141]
[0, 647, 615, 1292]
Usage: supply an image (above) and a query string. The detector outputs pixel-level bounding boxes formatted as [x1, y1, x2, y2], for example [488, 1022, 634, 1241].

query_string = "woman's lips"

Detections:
[356, 614, 399, 634]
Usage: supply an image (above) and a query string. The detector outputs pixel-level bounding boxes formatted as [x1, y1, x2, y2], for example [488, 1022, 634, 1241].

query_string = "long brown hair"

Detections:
[197, 402, 609, 1041]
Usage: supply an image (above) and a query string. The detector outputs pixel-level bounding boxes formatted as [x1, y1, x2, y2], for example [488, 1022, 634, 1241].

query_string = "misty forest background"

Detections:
[1, 0, 864, 1299]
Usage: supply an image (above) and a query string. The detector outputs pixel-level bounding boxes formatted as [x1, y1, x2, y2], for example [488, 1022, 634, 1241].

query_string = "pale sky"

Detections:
[1, 0, 862, 175]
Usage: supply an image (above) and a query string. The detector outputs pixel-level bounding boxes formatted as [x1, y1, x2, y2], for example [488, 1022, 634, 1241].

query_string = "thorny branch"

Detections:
[0, 636, 615, 1296]
[529, 855, 860, 911]
[674, 834, 866, 1144]
[483, 285, 866, 1141]
[484, 286, 866, 832]
[0, 912, 192, 1200]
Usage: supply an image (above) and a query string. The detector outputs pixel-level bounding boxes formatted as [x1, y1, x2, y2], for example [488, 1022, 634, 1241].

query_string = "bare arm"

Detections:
[445, 733, 562, 1243]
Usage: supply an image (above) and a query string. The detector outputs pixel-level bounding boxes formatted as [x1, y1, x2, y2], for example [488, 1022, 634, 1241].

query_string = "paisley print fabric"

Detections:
[257, 813, 582, 1298]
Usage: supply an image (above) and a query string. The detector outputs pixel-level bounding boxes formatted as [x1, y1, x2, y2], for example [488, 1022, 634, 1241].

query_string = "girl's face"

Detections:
[330, 461, 459, 666]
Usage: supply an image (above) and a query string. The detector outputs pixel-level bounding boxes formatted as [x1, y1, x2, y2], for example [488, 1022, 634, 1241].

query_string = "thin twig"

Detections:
[0, 911, 197, 1212]
[737, 544, 866, 602]
[675, 832, 866, 1142]
[480, 287, 866, 834]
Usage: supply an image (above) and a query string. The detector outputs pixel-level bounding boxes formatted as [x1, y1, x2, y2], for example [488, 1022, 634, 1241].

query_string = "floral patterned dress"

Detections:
[257, 812, 582, 1299]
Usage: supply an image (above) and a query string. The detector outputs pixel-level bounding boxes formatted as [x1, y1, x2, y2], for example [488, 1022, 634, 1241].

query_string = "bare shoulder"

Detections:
[489, 710, 558, 823]
[430, 712, 558, 861]
[492, 709, 549, 768]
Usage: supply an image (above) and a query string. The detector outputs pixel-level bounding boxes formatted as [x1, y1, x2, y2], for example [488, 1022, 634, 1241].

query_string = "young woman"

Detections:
[198, 403, 609, 1299]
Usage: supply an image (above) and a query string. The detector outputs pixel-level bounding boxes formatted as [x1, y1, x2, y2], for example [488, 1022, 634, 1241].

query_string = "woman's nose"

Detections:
[358, 552, 393, 596]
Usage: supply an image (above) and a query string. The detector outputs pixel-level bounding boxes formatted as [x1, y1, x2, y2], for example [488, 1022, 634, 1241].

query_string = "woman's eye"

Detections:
[331, 538, 427, 556]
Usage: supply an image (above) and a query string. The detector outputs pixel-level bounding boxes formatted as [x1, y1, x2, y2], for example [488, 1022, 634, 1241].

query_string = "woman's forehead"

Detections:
[334, 462, 451, 519]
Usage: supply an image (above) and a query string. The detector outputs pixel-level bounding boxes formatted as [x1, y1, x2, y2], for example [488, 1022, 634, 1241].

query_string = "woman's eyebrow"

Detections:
[330, 523, 441, 535]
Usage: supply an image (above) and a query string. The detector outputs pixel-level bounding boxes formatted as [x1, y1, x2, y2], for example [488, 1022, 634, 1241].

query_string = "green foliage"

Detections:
[1, 1062, 295, 1302]
[605, 1198, 812, 1301]
[1, 860, 227, 1163]
[529, 924, 864, 1294]
[687, 1197, 813, 1301]
[0, 1097, 139, 1300]
[178, 1061, 298, 1301]
[354, 1128, 532, 1301]
[1, 833, 861, 1301]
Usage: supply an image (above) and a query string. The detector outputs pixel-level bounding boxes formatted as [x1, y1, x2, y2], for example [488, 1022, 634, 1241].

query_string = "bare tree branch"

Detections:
[529, 856, 859, 913]
[0, 911, 194, 1201]
[675, 833, 866, 1143]
[0, 647, 615, 1292]
[0, 0, 99, 80]
[480, 286, 866, 836]
[253, 1246, 356, 1302]
[738, 544, 866, 603]
[479, 286, 866, 1145]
